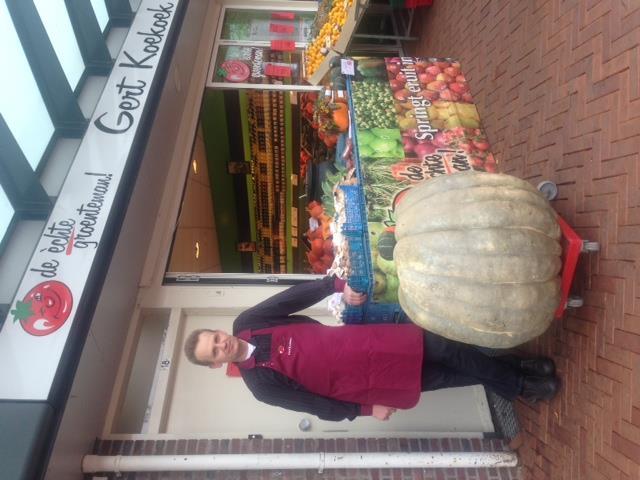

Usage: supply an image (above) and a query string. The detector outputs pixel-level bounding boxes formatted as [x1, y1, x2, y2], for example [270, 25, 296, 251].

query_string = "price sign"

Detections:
[341, 58, 355, 75]
[271, 40, 296, 51]
[272, 12, 295, 20]
[270, 23, 295, 34]
[265, 64, 292, 77]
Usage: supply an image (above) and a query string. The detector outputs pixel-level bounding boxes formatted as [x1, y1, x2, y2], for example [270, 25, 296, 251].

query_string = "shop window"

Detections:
[34, 0, 85, 89]
[165, 6, 325, 284]
[220, 8, 313, 42]
[0, 187, 13, 249]
[90, 0, 110, 32]
[0, 3, 55, 170]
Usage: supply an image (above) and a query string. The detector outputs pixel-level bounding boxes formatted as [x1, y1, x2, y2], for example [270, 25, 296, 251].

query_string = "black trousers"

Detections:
[420, 332, 524, 400]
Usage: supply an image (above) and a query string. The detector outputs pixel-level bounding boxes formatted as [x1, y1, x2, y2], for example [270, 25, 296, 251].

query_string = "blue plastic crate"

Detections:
[364, 303, 403, 323]
[340, 76, 402, 325]
[338, 185, 365, 233]
[345, 236, 371, 293]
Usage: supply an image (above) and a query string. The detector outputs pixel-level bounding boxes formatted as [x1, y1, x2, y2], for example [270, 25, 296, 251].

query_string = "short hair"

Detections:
[183, 328, 214, 366]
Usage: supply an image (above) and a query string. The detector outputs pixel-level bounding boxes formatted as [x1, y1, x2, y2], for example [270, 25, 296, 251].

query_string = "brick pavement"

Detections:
[411, 1, 640, 478]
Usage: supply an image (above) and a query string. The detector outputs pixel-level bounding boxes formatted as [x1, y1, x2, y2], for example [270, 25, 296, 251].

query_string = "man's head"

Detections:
[183, 329, 248, 368]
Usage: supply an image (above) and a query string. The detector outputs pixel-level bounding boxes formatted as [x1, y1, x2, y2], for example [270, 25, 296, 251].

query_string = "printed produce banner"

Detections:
[214, 46, 302, 85]
[351, 57, 494, 303]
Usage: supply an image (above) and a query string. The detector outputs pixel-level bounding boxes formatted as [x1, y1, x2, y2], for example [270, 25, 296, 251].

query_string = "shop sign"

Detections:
[0, 0, 181, 400]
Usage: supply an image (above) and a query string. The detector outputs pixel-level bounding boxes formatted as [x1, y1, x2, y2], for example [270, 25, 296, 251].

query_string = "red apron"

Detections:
[239, 324, 424, 409]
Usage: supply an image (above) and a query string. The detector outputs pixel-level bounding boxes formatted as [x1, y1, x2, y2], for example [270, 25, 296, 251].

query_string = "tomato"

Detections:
[307, 251, 320, 264]
[323, 239, 334, 255]
[320, 254, 334, 268]
[11, 281, 73, 336]
[311, 238, 324, 256]
[395, 72, 407, 84]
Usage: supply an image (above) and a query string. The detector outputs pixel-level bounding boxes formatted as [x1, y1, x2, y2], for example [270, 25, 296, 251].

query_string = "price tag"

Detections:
[270, 23, 295, 34]
[341, 58, 355, 75]
[272, 12, 295, 20]
[271, 40, 296, 51]
[265, 64, 292, 77]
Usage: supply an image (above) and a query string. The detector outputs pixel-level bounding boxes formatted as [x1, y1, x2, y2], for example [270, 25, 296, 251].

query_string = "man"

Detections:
[184, 276, 559, 421]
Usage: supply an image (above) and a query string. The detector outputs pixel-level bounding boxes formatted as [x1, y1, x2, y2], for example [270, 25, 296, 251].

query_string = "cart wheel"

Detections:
[537, 180, 558, 201]
[581, 241, 600, 253]
[567, 296, 584, 308]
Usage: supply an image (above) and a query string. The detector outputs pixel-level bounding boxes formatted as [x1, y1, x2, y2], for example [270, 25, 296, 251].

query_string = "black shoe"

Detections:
[520, 375, 560, 403]
[520, 357, 556, 377]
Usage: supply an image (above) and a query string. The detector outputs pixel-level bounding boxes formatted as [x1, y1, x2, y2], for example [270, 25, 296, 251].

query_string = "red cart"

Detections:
[537, 181, 600, 318]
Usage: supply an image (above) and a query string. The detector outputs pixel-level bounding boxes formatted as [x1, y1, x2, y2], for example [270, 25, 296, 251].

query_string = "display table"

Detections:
[334, 57, 495, 323]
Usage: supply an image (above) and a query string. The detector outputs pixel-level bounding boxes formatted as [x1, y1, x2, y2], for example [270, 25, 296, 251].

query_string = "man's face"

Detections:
[194, 330, 246, 368]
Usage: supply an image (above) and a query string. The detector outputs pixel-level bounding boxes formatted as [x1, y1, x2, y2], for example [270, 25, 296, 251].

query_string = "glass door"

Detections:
[207, 6, 319, 91]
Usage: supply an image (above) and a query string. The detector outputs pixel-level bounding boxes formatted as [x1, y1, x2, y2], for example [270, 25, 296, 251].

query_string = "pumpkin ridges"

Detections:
[395, 171, 541, 219]
[398, 271, 560, 334]
[396, 199, 560, 240]
[397, 183, 549, 221]
[394, 242, 561, 283]
[399, 288, 552, 348]
[398, 270, 561, 311]
[392, 228, 562, 257]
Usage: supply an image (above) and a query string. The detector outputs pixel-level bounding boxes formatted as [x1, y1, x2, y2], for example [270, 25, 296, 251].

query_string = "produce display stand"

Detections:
[333, 56, 495, 323]
[332, 56, 594, 324]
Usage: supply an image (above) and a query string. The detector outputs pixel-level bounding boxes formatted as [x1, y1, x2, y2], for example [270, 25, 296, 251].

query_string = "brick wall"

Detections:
[87, 437, 521, 480]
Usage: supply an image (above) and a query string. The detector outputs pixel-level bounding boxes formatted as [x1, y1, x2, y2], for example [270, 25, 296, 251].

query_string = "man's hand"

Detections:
[343, 284, 367, 306]
[372, 405, 397, 421]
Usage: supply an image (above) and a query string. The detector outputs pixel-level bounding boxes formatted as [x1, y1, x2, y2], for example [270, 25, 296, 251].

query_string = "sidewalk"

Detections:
[410, 1, 640, 478]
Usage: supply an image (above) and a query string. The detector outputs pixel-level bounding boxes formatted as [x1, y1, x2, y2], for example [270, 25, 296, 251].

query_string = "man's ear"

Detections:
[209, 362, 223, 369]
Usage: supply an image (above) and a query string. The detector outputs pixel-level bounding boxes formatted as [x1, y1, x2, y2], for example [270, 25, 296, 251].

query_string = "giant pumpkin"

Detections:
[394, 171, 561, 348]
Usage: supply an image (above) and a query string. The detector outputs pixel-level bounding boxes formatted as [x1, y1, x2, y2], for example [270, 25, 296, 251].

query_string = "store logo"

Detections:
[11, 281, 73, 336]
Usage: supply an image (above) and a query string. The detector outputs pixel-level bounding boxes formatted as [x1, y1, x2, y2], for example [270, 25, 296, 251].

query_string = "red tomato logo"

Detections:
[10, 281, 73, 336]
